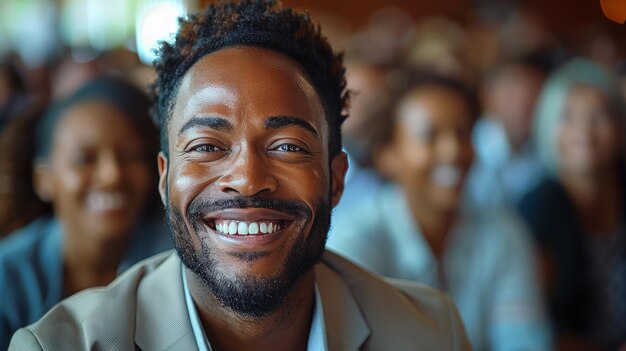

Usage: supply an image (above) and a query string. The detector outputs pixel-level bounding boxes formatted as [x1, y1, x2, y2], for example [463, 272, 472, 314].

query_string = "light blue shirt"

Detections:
[335, 153, 382, 211]
[465, 117, 544, 212]
[182, 265, 327, 351]
[0, 215, 172, 350]
[327, 185, 553, 351]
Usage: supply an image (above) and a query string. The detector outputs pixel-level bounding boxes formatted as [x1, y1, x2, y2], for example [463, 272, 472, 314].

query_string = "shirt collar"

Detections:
[182, 265, 211, 351]
[182, 264, 328, 351]
[307, 284, 327, 351]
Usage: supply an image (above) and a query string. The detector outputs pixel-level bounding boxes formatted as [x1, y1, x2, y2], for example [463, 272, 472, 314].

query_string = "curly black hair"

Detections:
[151, 0, 349, 158]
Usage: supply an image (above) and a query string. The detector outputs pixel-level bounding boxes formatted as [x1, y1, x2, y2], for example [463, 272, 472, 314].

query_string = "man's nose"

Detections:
[217, 147, 278, 196]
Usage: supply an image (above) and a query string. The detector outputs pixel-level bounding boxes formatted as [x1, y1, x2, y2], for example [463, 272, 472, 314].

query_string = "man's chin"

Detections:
[167, 198, 331, 318]
[207, 250, 292, 280]
[185, 241, 323, 318]
[226, 249, 271, 262]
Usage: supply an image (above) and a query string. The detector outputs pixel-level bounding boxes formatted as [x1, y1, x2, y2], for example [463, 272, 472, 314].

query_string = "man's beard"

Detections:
[166, 196, 331, 319]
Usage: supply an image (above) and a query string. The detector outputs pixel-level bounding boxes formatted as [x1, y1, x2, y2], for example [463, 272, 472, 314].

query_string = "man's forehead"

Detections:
[181, 47, 313, 91]
[171, 47, 328, 133]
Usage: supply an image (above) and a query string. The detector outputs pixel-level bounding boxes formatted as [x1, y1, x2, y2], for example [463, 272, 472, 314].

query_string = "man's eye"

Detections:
[190, 144, 223, 152]
[274, 143, 304, 152]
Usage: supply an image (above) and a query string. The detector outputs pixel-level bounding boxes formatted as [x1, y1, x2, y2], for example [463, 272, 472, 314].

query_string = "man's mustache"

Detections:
[187, 197, 312, 223]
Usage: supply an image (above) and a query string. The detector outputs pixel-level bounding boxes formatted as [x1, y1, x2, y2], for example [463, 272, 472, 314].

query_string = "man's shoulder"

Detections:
[8, 251, 176, 351]
[11, 251, 470, 350]
[320, 250, 459, 313]
[318, 251, 470, 350]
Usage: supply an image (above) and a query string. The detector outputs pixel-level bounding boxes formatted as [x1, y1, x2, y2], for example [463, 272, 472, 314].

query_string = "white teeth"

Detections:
[228, 222, 237, 234]
[249, 222, 259, 234]
[214, 221, 282, 235]
[238, 222, 248, 235]
[432, 164, 462, 188]
[87, 193, 124, 211]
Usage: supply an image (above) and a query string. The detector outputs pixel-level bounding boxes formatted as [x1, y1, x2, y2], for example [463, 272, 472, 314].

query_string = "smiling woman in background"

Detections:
[327, 72, 552, 350]
[519, 58, 626, 350]
[0, 76, 171, 349]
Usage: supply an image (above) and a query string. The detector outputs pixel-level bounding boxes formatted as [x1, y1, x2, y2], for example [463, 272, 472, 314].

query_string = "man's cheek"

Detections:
[280, 173, 326, 203]
[169, 204, 206, 257]
[170, 164, 214, 208]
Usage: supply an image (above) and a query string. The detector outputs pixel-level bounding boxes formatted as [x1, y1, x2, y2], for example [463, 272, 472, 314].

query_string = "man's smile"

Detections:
[194, 206, 304, 248]
[213, 220, 284, 235]
[204, 208, 296, 236]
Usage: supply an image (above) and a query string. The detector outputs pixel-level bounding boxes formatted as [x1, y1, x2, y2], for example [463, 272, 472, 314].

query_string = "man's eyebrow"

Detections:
[265, 116, 318, 136]
[178, 116, 233, 136]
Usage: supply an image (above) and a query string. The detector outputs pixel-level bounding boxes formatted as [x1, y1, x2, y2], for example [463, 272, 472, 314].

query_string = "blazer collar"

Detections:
[133, 252, 370, 351]
[317, 252, 371, 351]
[135, 253, 198, 350]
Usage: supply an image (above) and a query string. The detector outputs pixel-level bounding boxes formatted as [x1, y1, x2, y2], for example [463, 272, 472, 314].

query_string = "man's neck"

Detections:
[187, 268, 316, 351]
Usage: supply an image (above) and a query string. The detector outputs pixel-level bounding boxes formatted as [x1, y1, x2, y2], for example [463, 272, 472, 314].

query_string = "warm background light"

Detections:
[601, 0, 626, 24]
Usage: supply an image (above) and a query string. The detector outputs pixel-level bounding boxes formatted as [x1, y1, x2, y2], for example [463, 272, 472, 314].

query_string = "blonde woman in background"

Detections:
[519, 58, 626, 350]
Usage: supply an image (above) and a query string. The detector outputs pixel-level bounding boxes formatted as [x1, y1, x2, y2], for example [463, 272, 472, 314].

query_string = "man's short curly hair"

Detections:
[151, 0, 349, 158]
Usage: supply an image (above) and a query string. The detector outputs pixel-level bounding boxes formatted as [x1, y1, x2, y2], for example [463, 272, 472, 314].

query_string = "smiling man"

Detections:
[9, 1, 470, 350]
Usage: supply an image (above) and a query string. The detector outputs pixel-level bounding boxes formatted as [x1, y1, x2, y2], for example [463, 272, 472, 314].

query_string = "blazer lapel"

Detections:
[316, 258, 370, 351]
[135, 253, 198, 350]
[134, 251, 371, 350]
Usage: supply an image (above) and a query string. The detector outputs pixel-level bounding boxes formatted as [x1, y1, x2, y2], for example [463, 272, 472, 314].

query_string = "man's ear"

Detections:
[32, 161, 53, 203]
[157, 152, 168, 206]
[330, 151, 349, 208]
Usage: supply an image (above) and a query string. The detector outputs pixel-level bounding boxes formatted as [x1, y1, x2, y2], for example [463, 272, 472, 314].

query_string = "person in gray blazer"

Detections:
[9, 1, 470, 350]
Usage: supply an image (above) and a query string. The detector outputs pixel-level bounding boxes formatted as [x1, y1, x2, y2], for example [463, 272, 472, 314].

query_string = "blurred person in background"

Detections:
[0, 63, 28, 132]
[327, 71, 552, 350]
[0, 103, 49, 238]
[404, 16, 473, 85]
[345, 6, 415, 69]
[50, 49, 101, 100]
[330, 57, 389, 213]
[574, 25, 622, 73]
[328, 26, 403, 230]
[0, 76, 171, 349]
[464, 59, 546, 211]
[341, 58, 390, 168]
[463, 5, 555, 79]
[519, 58, 626, 351]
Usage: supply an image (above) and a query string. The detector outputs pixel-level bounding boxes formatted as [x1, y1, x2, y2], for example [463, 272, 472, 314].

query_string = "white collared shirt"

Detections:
[182, 265, 327, 351]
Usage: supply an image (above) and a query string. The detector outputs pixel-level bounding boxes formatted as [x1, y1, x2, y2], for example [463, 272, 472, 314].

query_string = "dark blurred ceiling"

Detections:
[200, 0, 625, 38]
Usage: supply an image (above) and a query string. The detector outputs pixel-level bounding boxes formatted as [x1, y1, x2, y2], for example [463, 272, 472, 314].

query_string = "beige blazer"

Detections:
[9, 250, 471, 351]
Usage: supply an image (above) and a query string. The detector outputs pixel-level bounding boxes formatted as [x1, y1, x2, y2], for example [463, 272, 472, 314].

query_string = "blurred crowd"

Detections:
[1, 1, 625, 350]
